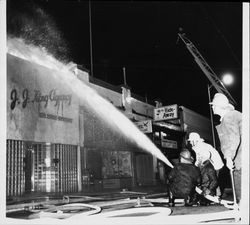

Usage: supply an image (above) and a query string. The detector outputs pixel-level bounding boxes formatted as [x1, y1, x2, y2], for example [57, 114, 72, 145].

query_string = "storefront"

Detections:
[80, 105, 136, 191]
[7, 54, 152, 196]
[7, 54, 81, 197]
[135, 118, 185, 185]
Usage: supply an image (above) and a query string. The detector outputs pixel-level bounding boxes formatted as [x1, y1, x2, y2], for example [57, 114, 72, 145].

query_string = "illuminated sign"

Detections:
[154, 104, 178, 121]
[135, 120, 153, 133]
[161, 139, 178, 149]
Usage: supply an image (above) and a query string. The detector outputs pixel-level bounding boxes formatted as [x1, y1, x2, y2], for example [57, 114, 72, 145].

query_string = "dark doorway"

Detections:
[24, 144, 33, 192]
[135, 153, 154, 186]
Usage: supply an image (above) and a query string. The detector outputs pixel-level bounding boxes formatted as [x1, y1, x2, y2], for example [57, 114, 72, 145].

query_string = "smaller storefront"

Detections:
[82, 149, 134, 191]
[134, 116, 186, 186]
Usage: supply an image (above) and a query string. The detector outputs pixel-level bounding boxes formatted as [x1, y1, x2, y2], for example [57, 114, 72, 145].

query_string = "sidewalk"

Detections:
[6, 184, 167, 211]
[6, 184, 234, 214]
[6, 184, 241, 224]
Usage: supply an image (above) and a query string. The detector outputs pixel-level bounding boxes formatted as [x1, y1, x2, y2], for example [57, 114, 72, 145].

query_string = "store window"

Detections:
[102, 151, 132, 179]
[6, 140, 25, 197]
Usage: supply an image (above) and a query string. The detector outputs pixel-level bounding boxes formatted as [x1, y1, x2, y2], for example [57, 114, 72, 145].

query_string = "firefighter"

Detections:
[167, 149, 201, 207]
[187, 132, 224, 197]
[209, 93, 242, 204]
[196, 150, 218, 206]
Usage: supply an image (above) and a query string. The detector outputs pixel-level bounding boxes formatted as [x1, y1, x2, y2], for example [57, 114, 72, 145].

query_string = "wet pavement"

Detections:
[6, 185, 243, 224]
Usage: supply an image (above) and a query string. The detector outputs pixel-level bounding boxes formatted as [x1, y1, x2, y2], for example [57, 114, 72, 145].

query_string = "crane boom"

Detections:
[178, 30, 237, 106]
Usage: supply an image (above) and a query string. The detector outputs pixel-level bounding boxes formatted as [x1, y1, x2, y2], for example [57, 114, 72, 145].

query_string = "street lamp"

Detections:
[222, 73, 234, 86]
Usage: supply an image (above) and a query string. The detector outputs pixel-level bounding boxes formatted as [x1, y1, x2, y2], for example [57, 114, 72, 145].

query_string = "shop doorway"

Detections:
[135, 153, 154, 186]
[24, 144, 33, 192]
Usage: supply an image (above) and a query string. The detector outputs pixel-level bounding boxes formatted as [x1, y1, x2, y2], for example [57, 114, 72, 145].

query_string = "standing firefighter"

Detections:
[167, 149, 201, 207]
[209, 93, 242, 204]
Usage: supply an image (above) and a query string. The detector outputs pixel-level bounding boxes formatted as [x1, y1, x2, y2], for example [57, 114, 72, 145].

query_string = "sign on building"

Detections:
[135, 120, 152, 133]
[154, 104, 178, 121]
[161, 139, 178, 149]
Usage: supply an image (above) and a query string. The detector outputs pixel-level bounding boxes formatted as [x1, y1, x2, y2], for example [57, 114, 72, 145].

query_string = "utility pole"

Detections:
[89, 0, 93, 76]
[207, 84, 216, 148]
[123, 67, 127, 86]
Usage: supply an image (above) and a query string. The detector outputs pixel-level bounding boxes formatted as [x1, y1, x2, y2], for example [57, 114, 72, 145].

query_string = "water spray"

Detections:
[7, 37, 174, 169]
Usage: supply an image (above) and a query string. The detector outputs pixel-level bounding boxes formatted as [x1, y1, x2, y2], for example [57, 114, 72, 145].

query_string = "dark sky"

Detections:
[8, 1, 243, 117]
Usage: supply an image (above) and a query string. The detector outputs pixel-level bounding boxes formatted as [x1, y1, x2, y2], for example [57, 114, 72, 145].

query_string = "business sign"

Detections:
[135, 120, 152, 133]
[7, 54, 79, 144]
[10, 88, 73, 123]
[154, 104, 178, 121]
[161, 139, 178, 149]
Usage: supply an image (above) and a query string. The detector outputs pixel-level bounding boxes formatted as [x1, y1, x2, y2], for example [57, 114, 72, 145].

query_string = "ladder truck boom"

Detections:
[177, 29, 237, 106]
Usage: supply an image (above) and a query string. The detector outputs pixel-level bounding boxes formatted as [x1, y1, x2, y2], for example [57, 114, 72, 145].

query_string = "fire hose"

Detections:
[195, 169, 239, 211]
[166, 162, 237, 210]
[195, 187, 234, 209]
[28, 203, 102, 219]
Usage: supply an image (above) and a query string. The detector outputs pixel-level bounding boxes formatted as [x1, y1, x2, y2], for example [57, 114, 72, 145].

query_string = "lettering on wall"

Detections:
[10, 88, 73, 123]
[10, 88, 72, 110]
[39, 112, 73, 123]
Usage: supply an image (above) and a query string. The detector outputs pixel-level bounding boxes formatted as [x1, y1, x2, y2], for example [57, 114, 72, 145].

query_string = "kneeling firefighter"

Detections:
[167, 149, 201, 206]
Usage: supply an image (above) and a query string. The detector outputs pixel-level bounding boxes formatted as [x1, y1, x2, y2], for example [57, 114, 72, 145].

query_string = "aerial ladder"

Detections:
[177, 28, 238, 149]
[177, 28, 237, 106]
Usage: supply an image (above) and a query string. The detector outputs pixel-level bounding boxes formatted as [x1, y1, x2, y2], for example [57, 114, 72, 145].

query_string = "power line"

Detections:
[89, 0, 94, 76]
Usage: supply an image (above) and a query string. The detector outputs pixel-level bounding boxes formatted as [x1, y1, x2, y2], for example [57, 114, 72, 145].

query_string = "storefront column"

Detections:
[30, 147, 35, 192]
[152, 156, 157, 185]
[77, 145, 82, 192]
[45, 143, 51, 192]
[79, 106, 85, 191]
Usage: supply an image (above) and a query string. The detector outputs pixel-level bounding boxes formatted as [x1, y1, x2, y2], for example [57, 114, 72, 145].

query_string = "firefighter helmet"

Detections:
[179, 149, 194, 163]
[209, 93, 234, 109]
[187, 132, 203, 142]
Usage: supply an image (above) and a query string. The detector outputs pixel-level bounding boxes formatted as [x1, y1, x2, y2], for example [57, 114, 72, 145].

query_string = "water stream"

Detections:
[7, 37, 173, 169]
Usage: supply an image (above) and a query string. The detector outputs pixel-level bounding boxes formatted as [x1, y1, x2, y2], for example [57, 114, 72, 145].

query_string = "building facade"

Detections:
[7, 54, 160, 197]
[7, 53, 210, 198]
[7, 54, 82, 197]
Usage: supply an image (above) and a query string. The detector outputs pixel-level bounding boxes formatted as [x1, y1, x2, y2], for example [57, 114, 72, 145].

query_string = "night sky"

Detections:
[7, 1, 243, 118]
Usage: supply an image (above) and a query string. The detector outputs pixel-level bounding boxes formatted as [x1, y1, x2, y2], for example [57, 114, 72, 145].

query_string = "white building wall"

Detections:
[7, 54, 80, 145]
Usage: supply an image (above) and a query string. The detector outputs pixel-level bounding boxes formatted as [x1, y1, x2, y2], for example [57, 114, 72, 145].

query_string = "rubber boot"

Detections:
[184, 195, 193, 206]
